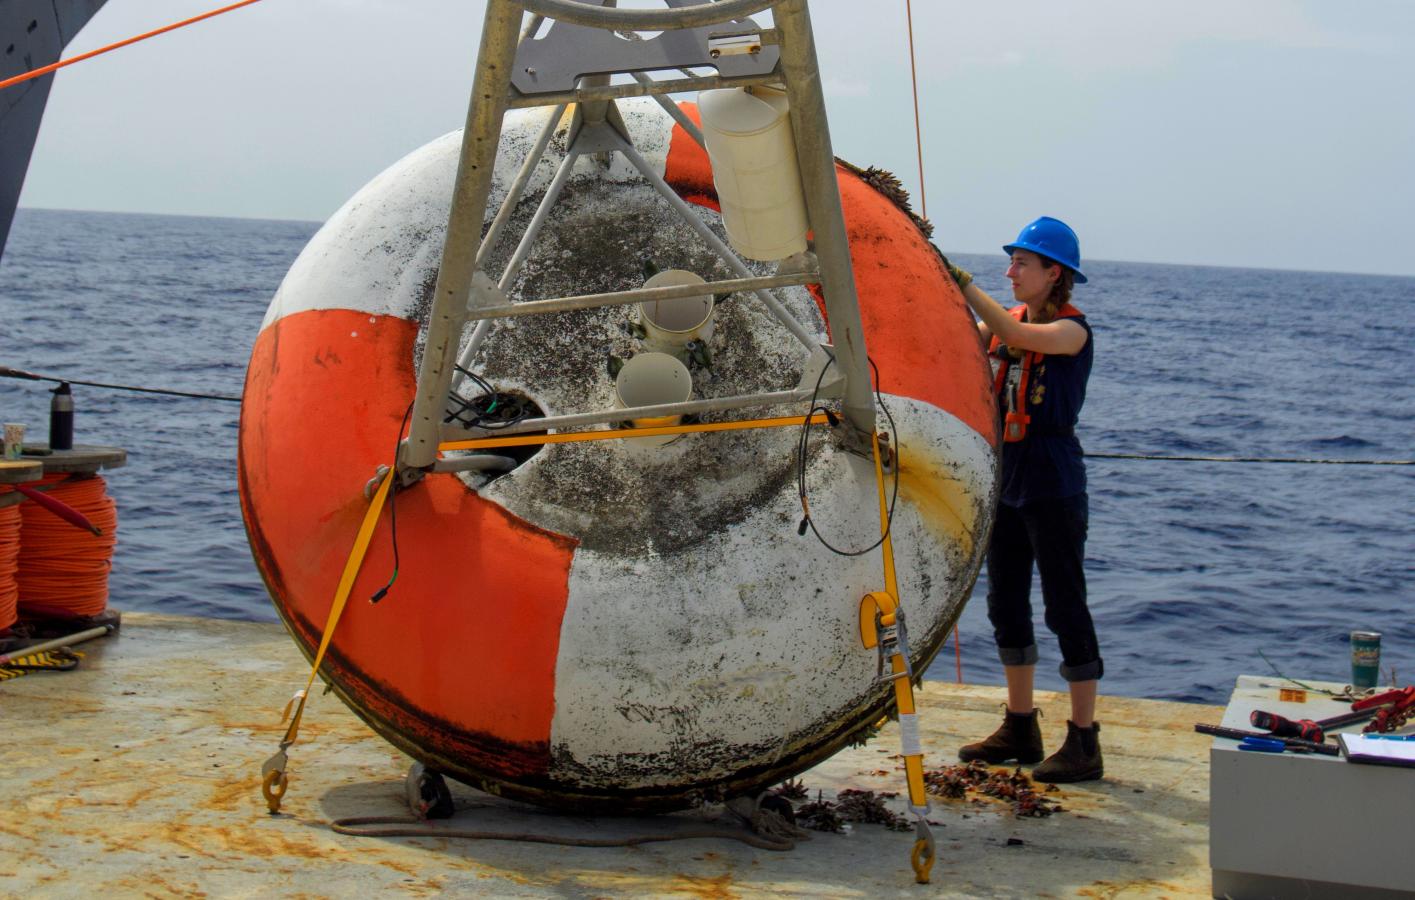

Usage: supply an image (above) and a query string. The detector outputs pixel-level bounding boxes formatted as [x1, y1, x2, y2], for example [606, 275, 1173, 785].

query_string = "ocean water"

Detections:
[1, 207, 1411, 705]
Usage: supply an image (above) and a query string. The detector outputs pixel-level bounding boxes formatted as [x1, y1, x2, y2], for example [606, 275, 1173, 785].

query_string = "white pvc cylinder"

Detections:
[639, 270, 715, 360]
[697, 86, 809, 261]
[612, 352, 694, 447]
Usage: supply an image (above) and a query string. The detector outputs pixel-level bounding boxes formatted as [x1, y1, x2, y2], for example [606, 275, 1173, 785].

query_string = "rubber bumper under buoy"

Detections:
[238, 99, 999, 812]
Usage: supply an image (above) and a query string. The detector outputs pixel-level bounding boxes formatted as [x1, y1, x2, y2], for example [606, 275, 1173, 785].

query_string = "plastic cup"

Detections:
[2, 423, 24, 460]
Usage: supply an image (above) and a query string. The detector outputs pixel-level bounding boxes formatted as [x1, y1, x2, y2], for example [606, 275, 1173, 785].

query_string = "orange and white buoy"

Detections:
[239, 99, 997, 812]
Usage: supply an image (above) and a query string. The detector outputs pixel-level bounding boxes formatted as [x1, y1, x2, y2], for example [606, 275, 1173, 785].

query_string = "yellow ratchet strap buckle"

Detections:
[858, 590, 897, 650]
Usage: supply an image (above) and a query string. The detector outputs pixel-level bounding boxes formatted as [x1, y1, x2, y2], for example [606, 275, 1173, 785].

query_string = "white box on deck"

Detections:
[1210, 675, 1413, 899]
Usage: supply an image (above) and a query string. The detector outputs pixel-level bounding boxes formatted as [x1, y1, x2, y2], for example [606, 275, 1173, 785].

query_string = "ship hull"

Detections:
[0, 0, 108, 258]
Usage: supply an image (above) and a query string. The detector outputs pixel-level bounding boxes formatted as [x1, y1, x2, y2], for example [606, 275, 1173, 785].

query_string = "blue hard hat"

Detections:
[1003, 216, 1087, 284]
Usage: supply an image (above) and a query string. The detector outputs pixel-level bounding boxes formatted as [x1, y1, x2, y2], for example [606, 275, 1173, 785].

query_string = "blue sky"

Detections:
[17, 0, 1415, 276]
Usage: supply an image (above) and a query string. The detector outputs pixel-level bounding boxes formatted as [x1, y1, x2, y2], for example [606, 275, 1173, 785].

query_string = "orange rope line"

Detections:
[17, 475, 117, 619]
[0, 0, 266, 92]
[903, 0, 927, 220]
[904, 0, 962, 682]
[954, 621, 963, 683]
[0, 493, 20, 631]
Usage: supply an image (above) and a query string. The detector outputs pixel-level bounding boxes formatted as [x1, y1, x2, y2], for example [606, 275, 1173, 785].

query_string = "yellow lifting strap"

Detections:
[439, 412, 828, 452]
[861, 430, 936, 884]
[261, 464, 394, 814]
[257, 413, 828, 814]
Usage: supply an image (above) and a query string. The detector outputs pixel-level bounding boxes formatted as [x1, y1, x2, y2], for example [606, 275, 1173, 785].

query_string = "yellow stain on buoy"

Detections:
[896, 452, 980, 560]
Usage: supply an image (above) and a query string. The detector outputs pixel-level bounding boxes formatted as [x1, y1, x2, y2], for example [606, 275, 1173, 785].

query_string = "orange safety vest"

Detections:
[989, 303, 1084, 443]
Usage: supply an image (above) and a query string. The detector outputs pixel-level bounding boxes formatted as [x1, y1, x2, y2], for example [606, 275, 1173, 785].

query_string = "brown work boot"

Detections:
[958, 708, 1044, 764]
[1032, 720, 1103, 783]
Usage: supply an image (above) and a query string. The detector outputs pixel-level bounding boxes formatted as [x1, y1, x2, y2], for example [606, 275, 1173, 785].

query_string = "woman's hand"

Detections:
[939, 254, 973, 289]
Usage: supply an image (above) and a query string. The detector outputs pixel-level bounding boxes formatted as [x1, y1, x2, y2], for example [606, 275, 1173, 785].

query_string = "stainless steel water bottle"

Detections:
[49, 382, 73, 450]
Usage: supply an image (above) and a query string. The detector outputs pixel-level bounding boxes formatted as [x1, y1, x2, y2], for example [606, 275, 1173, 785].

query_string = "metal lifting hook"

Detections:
[859, 430, 940, 883]
[862, 590, 937, 883]
[911, 817, 937, 884]
[261, 747, 290, 814]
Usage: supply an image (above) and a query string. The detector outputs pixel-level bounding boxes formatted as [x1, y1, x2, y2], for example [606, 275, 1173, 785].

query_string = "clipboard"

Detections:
[1337, 733, 1415, 768]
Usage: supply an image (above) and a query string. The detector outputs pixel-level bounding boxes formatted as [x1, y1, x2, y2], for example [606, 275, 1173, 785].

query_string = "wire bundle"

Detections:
[17, 475, 118, 619]
[0, 490, 20, 631]
[445, 367, 531, 431]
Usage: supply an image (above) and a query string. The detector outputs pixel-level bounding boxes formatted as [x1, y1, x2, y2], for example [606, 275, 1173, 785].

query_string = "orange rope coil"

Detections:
[17, 474, 118, 619]
[0, 491, 20, 631]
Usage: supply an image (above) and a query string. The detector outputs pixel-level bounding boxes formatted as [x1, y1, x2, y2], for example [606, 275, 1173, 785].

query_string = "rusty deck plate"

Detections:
[0, 613, 1219, 897]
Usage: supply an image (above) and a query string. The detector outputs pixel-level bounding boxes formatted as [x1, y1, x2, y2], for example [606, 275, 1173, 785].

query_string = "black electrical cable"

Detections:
[795, 354, 836, 532]
[370, 402, 413, 604]
[5, 367, 1406, 466]
[796, 355, 901, 557]
[0, 365, 241, 402]
[1085, 452, 1412, 465]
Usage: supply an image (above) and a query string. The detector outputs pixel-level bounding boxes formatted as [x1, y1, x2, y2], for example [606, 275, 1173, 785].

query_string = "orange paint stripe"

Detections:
[829, 169, 996, 443]
[239, 309, 574, 768]
[664, 102, 720, 212]
[662, 102, 997, 445]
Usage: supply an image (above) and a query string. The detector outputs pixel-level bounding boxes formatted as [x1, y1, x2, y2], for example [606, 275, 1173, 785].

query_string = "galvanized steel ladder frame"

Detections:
[401, 0, 877, 477]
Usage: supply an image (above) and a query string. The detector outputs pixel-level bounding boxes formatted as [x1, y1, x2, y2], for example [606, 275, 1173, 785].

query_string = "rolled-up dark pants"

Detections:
[985, 492, 1103, 682]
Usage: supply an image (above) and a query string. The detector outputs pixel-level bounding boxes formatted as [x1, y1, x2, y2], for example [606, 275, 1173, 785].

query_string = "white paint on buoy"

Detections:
[543, 396, 994, 787]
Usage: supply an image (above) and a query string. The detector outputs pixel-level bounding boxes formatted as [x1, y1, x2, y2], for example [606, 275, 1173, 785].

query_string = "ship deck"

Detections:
[1, 613, 1220, 897]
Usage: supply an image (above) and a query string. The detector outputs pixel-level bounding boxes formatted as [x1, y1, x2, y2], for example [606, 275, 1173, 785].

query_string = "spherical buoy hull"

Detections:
[238, 100, 998, 811]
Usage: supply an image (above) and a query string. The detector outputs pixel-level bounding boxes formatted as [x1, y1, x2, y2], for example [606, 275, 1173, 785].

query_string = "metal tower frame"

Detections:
[401, 0, 876, 476]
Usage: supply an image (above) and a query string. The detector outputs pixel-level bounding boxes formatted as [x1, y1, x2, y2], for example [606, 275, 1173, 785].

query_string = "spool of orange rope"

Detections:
[0, 489, 21, 632]
[17, 474, 118, 619]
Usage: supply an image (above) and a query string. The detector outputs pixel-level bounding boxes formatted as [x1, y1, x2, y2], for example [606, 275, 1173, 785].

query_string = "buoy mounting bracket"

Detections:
[512, 12, 780, 96]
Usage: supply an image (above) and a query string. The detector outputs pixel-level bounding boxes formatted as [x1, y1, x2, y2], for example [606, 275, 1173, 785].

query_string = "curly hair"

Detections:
[1035, 260, 1075, 324]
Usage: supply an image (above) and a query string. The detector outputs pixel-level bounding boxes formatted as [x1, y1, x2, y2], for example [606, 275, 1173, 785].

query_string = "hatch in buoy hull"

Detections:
[238, 99, 998, 812]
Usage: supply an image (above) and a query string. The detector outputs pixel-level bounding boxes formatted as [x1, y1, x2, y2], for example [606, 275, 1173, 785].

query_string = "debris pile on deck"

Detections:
[770, 759, 1065, 835]
[923, 761, 1066, 817]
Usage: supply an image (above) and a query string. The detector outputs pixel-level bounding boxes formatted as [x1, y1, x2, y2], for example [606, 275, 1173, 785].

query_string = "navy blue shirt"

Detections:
[998, 311, 1093, 507]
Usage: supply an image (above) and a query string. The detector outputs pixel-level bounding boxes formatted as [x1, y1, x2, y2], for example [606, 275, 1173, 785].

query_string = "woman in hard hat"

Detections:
[942, 216, 1102, 783]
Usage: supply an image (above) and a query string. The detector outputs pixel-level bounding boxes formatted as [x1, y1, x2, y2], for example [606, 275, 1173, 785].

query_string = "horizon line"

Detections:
[15, 204, 1415, 282]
